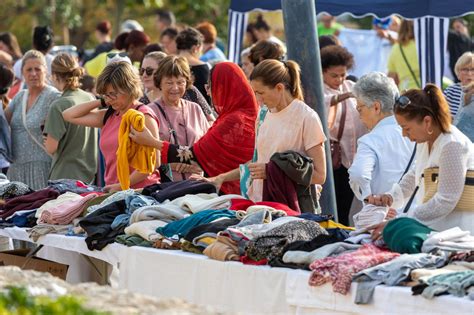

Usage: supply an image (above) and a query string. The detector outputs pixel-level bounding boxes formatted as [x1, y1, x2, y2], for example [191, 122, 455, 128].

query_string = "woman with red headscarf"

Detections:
[129, 62, 258, 194]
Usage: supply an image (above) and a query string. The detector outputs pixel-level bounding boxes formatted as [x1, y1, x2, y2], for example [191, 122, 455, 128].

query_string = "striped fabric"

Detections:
[227, 10, 248, 64]
[414, 17, 450, 88]
[444, 83, 463, 117]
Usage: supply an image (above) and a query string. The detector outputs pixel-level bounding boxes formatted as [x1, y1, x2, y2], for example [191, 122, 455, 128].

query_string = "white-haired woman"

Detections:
[5, 50, 60, 189]
[349, 72, 415, 204]
[444, 52, 474, 117]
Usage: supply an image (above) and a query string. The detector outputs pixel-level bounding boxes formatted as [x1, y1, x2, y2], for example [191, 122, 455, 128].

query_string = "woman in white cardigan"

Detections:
[368, 84, 474, 235]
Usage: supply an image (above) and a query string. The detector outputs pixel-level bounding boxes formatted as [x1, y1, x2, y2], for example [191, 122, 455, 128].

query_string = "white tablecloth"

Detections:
[1, 228, 473, 314]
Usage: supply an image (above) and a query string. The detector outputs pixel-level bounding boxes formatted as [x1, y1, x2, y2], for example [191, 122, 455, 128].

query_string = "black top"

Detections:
[87, 42, 114, 62]
[191, 64, 211, 104]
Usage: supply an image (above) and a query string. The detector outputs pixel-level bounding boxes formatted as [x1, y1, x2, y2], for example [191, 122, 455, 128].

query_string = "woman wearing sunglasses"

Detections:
[63, 61, 160, 192]
[367, 84, 474, 235]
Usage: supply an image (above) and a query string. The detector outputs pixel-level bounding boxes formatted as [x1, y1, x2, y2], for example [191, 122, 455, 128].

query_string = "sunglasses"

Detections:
[394, 95, 411, 108]
[107, 52, 128, 59]
[139, 67, 156, 76]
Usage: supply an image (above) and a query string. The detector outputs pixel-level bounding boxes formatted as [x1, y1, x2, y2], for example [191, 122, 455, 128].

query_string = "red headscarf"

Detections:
[193, 62, 258, 194]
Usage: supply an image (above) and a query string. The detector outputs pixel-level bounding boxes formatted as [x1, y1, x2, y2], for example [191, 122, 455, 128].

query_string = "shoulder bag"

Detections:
[21, 91, 48, 153]
[330, 99, 346, 169]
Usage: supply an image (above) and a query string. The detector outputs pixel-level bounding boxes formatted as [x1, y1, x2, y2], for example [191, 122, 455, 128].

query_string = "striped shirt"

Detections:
[444, 83, 463, 117]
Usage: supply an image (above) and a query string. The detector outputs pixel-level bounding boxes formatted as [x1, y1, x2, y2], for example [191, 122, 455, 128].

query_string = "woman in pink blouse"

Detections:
[321, 45, 366, 225]
[63, 61, 160, 192]
[150, 55, 210, 181]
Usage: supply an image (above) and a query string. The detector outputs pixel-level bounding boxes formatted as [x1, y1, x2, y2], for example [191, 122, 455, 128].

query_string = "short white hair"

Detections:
[353, 72, 399, 113]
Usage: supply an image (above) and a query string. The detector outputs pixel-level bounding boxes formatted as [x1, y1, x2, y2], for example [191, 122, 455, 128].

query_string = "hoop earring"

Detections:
[427, 129, 434, 135]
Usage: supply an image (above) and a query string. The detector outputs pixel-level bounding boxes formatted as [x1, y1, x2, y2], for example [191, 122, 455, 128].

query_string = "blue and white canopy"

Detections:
[228, 0, 474, 87]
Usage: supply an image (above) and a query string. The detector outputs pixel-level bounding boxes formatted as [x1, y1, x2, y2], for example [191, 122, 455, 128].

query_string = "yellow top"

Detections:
[117, 109, 157, 190]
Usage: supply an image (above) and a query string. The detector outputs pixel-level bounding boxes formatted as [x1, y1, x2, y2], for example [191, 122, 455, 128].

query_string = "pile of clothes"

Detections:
[1, 178, 473, 304]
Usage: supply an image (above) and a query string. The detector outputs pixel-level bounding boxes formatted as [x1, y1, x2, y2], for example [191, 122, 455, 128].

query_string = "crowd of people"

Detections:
[0, 9, 473, 302]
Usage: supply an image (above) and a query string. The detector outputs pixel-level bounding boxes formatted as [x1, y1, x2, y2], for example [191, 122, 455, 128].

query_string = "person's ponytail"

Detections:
[285, 60, 304, 101]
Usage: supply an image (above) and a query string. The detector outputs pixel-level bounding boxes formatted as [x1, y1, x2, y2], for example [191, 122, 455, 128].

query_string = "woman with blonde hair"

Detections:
[5, 50, 60, 189]
[63, 61, 160, 192]
[444, 52, 474, 116]
[43, 53, 98, 183]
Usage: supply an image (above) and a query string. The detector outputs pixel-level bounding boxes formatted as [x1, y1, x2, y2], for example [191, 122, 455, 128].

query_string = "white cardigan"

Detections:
[389, 125, 474, 233]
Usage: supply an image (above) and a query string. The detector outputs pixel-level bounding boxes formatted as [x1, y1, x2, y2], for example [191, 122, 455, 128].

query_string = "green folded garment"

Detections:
[383, 217, 434, 254]
[115, 234, 153, 247]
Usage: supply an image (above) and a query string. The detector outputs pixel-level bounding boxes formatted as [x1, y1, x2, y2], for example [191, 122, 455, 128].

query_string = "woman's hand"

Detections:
[248, 163, 266, 180]
[365, 194, 393, 207]
[385, 207, 398, 219]
[368, 221, 388, 241]
[129, 126, 159, 148]
[172, 163, 202, 174]
[189, 174, 224, 191]
[103, 183, 121, 193]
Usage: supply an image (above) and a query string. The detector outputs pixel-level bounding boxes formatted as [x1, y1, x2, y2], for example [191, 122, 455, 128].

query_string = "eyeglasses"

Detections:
[107, 52, 128, 59]
[394, 95, 411, 109]
[459, 67, 474, 74]
[102, 91, 120, 100]
[139, 67, 156, 76]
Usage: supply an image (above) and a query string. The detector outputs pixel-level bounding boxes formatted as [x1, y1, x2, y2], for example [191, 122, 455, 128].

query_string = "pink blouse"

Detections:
[324, 81, 367, 169]
[100, 104, 160, 188]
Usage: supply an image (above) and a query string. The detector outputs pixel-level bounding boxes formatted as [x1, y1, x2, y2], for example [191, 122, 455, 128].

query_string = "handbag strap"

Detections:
[399, 144, 417, 183]
[399, 44, 421, 88]
[336, 100, 347, 141]
[21, 91, 48, 153]
[154, 100, 180, 145]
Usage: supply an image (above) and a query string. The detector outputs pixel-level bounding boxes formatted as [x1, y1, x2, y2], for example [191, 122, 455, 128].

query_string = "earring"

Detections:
[427, 129, 434, 135]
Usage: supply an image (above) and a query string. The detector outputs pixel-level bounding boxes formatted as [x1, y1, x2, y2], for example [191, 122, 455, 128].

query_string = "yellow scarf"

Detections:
[117, 109, 156, 190]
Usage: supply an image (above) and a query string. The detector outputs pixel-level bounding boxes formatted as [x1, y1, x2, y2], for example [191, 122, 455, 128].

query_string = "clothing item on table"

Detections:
[117, 109, 157, 190]
[0, 188, 60, 219]
[297, 213, 334, 222]
[169, 193, 244, 214]
[418, 270, 474, 299]
[281, 232, 352, 257]
[79, 200, 126, 250]
[422, 227, 474, 253]
[229, 199, 300, 216]
[39, 193, 98, 225]
[449, 251, 474, 263]
[192, 235, 216, 249]
[153, 238, 181, 250]
[124, 220, 167, 241]
[156, 210, 236, 239]
[283, 242, 362, 265]
[234, 207, 283, 227]
[115, 234, 152, 247]
[228, 216, 303, 241]
[308, 244, 400, 294]
[265, 151, 320, 213]
[129, 204, 189, 224]
[111, 194, 158, 230]
[353, 253, 447, 304]
[35, 192, 82, 219]
[183, 218, 240, 243]
[353, 204, 388, 230]
[181, 240, 203, 254]
[27, 224, 71, 242]
[246, 220, 328, 262]
[6, 209, 37, 228]
[142, 180, 217, 203]
[319, 220, 354, 231]
[383, 217, 434, 254]
[203, 234, 239, 261]
[86, 189, 135, 215]
[239, 255, 268, 265]
[0, 182, 33, 200]
[47, 179, 101, 194]
[410, 264, 471, 284]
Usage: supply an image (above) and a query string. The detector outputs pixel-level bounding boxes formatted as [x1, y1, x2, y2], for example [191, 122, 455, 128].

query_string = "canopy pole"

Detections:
[281, 0, 338, 219]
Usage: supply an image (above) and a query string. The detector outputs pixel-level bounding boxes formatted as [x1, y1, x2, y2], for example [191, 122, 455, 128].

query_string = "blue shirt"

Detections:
[348, 115, 415, 201]
[200, 47, 227, 65]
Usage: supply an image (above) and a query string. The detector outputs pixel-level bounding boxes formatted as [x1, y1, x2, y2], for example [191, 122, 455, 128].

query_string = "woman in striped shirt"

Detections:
[444, 52, 473, 116]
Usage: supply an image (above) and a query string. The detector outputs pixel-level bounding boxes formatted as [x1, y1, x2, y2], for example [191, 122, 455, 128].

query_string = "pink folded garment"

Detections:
[308, 243, 399, 294]
[39, 193, 99, 225]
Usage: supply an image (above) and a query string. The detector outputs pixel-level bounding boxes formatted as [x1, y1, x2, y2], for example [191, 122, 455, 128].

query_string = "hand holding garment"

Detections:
[353, 204, 388, 230]
[117, 109, 157, 190]
[229, 198, 300, 216]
